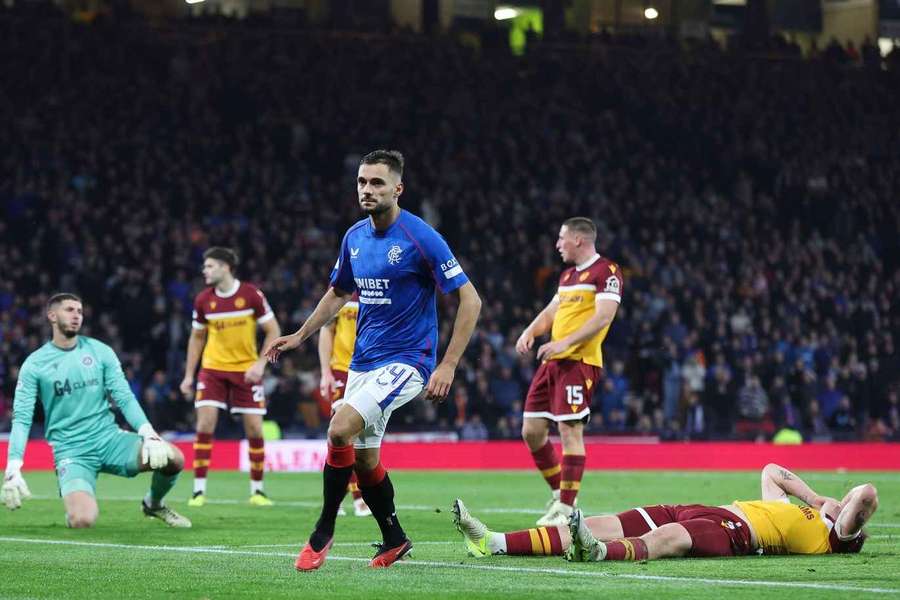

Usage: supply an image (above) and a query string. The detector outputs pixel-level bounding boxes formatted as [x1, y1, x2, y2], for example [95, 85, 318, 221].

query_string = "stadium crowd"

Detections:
[1, 5, 898, 443]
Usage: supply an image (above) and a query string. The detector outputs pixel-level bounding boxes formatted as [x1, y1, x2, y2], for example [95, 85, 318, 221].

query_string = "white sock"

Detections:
[552, 489, 561, 501]
[487, 532, 507, 555]
[194, 478, 207, 495]
[250, 480, 264, 494]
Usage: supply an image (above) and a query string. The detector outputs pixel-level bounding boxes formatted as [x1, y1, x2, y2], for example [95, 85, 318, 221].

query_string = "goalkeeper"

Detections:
[2, 293, 191, 528]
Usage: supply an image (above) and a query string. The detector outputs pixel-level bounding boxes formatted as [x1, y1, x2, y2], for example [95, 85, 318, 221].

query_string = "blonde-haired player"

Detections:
[453, 463, 877, 561]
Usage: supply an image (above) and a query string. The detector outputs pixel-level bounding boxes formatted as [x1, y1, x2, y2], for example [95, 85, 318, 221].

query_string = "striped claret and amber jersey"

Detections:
[329, 296, 359, 373]
[550, 254, 623, 367]
[734, 500, 835, 555]
[192, 280, 274, 372]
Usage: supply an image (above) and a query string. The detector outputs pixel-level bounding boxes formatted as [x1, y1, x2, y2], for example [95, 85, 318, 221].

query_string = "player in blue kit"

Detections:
[265, 149, 482, 570]
[2, 293, 190, 528]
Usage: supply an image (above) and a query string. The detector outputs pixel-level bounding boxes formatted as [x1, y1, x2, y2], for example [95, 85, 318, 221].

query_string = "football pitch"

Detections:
[1, 469, 898, 599]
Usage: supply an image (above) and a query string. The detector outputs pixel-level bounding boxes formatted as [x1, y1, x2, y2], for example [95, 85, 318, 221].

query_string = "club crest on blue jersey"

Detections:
[387, 245, 403, 265]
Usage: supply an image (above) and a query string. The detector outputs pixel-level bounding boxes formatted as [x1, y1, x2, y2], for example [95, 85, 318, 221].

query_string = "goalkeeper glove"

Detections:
[2, 459, 31, 510]
[139, 424, 172, 470]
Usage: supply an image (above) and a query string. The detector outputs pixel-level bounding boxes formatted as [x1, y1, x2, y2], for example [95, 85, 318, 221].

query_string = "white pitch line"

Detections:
[0, 537, 897, 595]
[28, 494, 545, 514]
[241, 541, 457, 548]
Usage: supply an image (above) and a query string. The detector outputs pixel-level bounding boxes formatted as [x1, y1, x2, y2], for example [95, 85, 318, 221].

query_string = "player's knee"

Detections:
[168, 445, 185, 472]
[521, 422, 545, 447]
[67, 511, 97, 529]
[327, 421, 354, 446]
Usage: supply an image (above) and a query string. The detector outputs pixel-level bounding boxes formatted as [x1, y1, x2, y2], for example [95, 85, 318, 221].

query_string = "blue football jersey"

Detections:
[330, 209, 469, 380]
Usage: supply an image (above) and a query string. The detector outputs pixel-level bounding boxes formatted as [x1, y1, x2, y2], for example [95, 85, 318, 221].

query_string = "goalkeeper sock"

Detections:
[358, 463, 407, 548]
[309, 444, 354, 552]
[147, 471, 179, 508]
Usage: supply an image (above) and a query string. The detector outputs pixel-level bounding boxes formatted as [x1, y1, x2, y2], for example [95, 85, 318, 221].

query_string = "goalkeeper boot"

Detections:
[249, 491, 273, 506]
[296, 538, 333, 571]
[187, 491, 206, 507]
[565, 509, 605, 562]
[142, 501, 192, 528]
[451, 499, 492, 557]
[370, 538, 413, 568]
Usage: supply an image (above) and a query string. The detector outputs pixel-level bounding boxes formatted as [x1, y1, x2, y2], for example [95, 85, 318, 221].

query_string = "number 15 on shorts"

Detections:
[566, 385, 583, 405]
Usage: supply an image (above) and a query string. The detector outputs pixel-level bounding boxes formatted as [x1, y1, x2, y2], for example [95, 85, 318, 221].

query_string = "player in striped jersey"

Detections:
[516, 218, 623, 526]
[318, 294, 370, 517]
[179, 247, 281, 506]
[452, 464, 876, 561]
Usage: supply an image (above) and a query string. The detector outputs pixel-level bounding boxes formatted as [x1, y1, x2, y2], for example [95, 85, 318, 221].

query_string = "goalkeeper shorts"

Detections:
[55, 430, 143, 497]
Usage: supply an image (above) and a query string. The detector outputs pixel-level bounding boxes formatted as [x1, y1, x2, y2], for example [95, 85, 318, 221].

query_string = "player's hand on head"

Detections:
[264, 334, 300, 363]
[425, 363, 455, 404]
[2, 465, 31, 511]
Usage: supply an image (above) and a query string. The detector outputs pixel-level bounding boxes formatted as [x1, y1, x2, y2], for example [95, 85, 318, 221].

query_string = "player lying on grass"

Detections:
[2, 293, 190, 528]
[453, 463, 876, 561]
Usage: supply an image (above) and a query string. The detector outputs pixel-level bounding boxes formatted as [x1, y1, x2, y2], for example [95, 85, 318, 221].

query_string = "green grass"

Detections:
[1, 469, 899, 599]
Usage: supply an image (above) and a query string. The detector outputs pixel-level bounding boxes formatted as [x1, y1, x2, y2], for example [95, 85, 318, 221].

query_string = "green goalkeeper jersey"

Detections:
[7, 336, 150, 462]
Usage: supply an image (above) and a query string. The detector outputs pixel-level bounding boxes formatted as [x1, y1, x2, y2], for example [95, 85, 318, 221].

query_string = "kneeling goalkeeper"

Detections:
[2, 293, 190, 528]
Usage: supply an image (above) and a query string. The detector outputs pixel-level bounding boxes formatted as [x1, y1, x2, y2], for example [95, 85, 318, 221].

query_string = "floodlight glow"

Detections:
[644, 7, 659, 19]
[494, 7, 520, 20]
[185, 0, 205, 4]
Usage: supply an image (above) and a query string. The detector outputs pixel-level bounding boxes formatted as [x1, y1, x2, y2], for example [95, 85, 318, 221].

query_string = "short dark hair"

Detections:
[562, 217, 597, 241]
[360, 149, 404, 177]
[47, 292, 82, 311]
[203, 247, 239, 271]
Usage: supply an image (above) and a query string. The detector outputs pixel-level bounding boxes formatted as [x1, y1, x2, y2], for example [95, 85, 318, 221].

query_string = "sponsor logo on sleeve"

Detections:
[604, 275, 621, 294]
[440, 258, 463, 279]
[350, 247, 360, 259]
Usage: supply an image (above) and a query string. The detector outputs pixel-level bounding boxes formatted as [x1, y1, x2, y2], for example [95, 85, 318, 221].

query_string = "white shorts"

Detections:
[342, 363, 425, 449]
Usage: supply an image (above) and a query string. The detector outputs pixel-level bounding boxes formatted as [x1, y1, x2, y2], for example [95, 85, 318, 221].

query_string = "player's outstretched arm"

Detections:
[426, 282, 482, 402]
[760, 463, 831, 507]
[835, 484, 878, 540]
[264, 287, 351, 363]
[516, 297, 559, 355]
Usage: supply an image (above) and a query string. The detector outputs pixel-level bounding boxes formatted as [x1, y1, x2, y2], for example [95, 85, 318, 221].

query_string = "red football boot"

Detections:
[369, 539, 413, 568]
[295, 538, 333, 571]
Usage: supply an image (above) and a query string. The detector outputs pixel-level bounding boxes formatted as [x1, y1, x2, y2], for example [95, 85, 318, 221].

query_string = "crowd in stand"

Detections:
[1, 5, 898, 442]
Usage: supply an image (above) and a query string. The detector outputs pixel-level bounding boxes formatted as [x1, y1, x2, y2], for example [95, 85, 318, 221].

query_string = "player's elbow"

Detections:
[858, 484, 878, 508]
[762, 463, 782, 476]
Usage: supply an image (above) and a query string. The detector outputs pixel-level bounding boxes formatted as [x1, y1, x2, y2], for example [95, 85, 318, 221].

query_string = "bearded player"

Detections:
[453, 463, 876, 561]
[516, 218, 622, 525]
[265, 149, 481, 570]
[2, 294, 190, 528]
[318, 293, 370, 517]
[180, 247, 281, 506]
